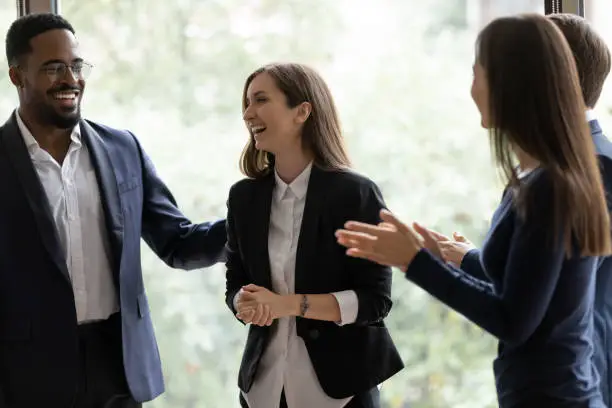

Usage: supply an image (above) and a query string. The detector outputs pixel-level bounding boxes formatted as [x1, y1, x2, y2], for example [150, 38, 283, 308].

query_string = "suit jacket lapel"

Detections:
[2, 112, 71, 284]
[589, 119, 603, 137]
[79, 121, 124, 283]
[295, 166, 324, 293]
[252, 174, 274, 289]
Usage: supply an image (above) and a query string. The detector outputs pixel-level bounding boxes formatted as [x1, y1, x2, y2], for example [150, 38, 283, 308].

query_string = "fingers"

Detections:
[242, 284, 262, 292]
[378, 221, 397, 231]
[414, 222, 449, 242]
[342, 220, 386, 236]
[236, 308, 255, 323]
[237, 299, 259, 311]
[453, 232, 467, 243]
[335, 229, 378, 252]
[264, 305, 273, 326]
[380, 210, 409, 234]
[265, 311, 274, 326]
[251, 304, 267, 326]
[238, 304, 274, 327]
[412, 222, 442, 256]
[438, 242, 467, 265]
[240, 290, 257, 301]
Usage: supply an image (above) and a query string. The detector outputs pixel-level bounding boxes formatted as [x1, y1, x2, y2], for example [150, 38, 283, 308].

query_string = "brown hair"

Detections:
[239, 63, 351, 178]
[548, 13, 611, 108]
[477, 13, 611, 256]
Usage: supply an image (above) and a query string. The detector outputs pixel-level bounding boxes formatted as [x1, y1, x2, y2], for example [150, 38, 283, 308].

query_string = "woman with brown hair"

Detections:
[337, 14, 610, 407]
[224, 63, 403, 408]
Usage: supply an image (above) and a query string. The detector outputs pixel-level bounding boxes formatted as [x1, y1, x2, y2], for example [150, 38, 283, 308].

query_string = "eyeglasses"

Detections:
[37, 61, 93, 82]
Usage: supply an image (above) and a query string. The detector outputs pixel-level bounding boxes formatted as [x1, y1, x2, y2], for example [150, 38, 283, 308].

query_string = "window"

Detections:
[48, 1, 558, 406]
[0, 5, 18, 115]
[589, 0, 612, 131]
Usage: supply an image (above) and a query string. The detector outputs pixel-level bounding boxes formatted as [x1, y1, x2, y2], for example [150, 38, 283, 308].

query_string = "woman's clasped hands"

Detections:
[235, 284, 296, 327]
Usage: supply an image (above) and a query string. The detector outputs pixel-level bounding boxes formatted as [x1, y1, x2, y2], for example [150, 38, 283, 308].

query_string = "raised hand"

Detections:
[336, 209, 423, 272]
[438, 232, 476, 266]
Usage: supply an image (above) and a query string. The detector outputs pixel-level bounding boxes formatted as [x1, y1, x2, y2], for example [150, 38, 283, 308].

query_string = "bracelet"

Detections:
[299, 294, 309, 317]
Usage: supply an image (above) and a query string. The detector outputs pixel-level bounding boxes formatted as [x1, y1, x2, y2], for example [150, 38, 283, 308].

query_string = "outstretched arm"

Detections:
[134, 134, 227, 269]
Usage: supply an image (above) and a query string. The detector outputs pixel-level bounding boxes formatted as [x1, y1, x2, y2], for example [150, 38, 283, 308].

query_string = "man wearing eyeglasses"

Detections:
[0, 13, 227, 408]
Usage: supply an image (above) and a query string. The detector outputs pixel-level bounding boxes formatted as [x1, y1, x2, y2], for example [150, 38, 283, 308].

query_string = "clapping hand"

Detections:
[413, 223, 475, 266]
[335, 209, 423, 272]
[438, 232, 476, 266]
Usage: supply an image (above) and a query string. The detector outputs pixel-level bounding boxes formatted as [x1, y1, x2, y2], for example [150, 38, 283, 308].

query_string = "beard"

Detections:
[30, 84, 82, 129]
[35, 101, 81, 129]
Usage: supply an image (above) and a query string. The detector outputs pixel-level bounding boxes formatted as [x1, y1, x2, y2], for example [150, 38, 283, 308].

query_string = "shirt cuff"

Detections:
[332, 290, 359, 326]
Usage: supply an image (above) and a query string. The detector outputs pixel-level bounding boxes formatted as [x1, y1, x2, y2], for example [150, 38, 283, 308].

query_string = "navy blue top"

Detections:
[406, 168, 603, 407]
[589, 120, 612, 407]
[460, 120, 612, 407]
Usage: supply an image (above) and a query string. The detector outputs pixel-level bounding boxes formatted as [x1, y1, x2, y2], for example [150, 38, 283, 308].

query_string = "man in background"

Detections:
[549, 13, 612, 407]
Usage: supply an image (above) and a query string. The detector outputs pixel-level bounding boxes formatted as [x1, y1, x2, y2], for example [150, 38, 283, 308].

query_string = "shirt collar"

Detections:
[15, 109, 82, 155]
[586, 109, 597, 122]
[273, 162, 313, 201]
[517, 167, 534, 179]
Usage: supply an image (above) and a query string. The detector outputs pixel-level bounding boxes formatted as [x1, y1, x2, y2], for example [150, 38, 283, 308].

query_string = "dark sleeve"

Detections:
[460, 249, 489, 281]
[404, 176, 565, 345]
[348, 181, 395, 325]
[224, 185, 250, 320]
[596, 154, 612, 269]
[459, 186, 508, 282]
[134, 134, 228, 269]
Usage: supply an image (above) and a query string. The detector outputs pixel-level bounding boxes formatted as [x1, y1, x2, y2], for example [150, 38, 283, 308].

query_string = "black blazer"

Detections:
[225, 166, 404, 399]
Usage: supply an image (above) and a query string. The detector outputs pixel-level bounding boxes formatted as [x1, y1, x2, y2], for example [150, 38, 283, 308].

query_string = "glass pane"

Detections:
[588, 0, 612, 131]
[0, 6, 18, 116]
[57, 1, 545, 407]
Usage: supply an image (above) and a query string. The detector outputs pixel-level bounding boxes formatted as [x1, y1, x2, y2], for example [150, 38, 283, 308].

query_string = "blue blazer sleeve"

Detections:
[404, 175, 565, 345]
[134, 134, 227, 269]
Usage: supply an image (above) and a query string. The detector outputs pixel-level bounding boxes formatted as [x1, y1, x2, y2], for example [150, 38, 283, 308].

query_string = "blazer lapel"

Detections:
[79, 121, 124, 283]
[251, 174, 274, 289]
[2, 112, 71, 284]
[589, 119, 603, 137]
[295, 166, 325, 293]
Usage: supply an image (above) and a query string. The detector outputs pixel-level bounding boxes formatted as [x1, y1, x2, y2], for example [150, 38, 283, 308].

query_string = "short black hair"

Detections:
[5, 13, 75, 66]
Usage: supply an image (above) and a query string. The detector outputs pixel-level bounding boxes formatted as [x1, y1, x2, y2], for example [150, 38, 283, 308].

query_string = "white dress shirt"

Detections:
[241, 163, 359, 408]
[586, 109, 596, 122]
[16, 111, 119, 323]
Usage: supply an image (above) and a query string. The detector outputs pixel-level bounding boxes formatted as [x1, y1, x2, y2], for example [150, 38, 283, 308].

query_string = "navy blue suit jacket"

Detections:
[460, 119, 612, 406]
[0, 112, 226, 407]
[408, 169, 603, 407]
[590, 119, 612, 407]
